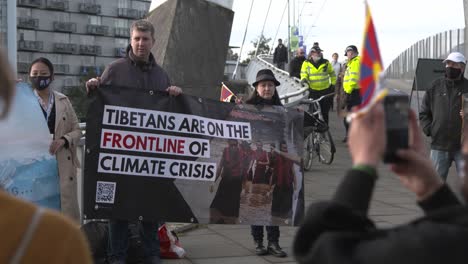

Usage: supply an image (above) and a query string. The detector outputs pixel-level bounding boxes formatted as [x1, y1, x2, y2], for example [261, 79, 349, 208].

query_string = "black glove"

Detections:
[300, 79, 308, 86]
[329, 84, 335, 92]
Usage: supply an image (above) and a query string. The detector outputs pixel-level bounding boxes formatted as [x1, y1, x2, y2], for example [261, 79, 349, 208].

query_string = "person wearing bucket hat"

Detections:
[245, 69, 288, 258]
[248, 69, 282, 105]
[300, 42, 336, 124]
[420, 51, 468, 181]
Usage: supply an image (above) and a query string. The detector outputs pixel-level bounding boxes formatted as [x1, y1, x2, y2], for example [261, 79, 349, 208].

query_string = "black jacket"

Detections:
[273, 44, 288, 64]
[289, 56, 306, 78]
[419, 77, 468, 151]
[293, 168, 468, 264]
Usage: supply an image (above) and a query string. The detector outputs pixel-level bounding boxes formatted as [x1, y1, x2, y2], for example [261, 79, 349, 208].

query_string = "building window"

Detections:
[18, 29, 36, 41]
[114, 18, 128, 28]
[17, 52, 32, 63]
[47, 54, 64, 64]
[80, 35, 95, 44]
[118, 0, 129, 8]
[55, 12, 70, 22]
[53, 32, 69, 43]
[88, 15, 101, 25]
[18, 7, 32, 17]
[115, 38, 128, 47]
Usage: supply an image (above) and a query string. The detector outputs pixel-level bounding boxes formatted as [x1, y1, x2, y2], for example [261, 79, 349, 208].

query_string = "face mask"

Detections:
[30, 76, 52, 90]
[446, 67, 462, 79]
[312, 56, 320, 62]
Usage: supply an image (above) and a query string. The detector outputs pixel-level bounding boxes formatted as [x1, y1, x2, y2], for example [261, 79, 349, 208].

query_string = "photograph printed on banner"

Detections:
[205, 104, 304, 226]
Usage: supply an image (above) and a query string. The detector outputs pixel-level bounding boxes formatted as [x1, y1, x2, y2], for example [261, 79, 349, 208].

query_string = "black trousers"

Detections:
[343, 89, 362, 134]
[251, 225, 280, 242]
[309, 86, 334, 124]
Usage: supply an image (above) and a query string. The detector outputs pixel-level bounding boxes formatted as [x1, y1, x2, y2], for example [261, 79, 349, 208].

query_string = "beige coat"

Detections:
[53, 91, 81, 223]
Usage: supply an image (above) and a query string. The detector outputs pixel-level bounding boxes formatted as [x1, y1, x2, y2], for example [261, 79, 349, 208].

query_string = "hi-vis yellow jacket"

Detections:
[300, 59, 336, 91]
[343, 56, 361, 94]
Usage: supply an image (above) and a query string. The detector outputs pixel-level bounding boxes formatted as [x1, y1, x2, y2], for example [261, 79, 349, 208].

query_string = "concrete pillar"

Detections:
[148, 0, 234, 99]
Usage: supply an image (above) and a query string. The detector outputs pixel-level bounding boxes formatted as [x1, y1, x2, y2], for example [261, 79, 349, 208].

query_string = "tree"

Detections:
[242, 34, 271, 64]
[65, 66, 103, 122]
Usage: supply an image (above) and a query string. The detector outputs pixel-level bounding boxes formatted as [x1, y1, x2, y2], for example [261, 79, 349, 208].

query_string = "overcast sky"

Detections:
[229, 0, 465, 67]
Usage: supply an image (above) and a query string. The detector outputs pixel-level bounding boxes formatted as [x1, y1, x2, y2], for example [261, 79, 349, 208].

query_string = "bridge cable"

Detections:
[232, 0, 255, 79]
[304, 0, 328, 42]
[254, 0, 273, 57]
[269, 0, 288, 55]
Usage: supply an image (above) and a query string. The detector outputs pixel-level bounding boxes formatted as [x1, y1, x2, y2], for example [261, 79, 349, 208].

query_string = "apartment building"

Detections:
[16, 0, 151, 91]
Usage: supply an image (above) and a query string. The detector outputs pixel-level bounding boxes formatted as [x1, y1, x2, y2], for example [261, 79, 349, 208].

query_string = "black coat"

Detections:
[293, 169, 468, 264]
[273, 44, 288, 64]
[289, 56, 305, 78]
[419, 77, 468, 151]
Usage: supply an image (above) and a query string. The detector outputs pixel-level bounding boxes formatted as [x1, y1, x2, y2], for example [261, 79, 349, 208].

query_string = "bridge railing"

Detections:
[246, 54, 309, 107]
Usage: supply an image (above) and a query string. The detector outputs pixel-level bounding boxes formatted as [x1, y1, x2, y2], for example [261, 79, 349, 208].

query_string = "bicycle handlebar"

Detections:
[299, 92, 336, 104]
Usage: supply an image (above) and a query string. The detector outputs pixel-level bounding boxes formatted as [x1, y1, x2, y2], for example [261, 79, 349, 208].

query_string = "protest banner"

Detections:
[0, 83, 61, 210]
[84, 85, 304, 226]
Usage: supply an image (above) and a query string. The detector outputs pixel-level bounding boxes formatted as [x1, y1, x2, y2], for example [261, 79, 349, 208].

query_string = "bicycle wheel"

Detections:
[317, 130, 335, 165]
[303, 132, 314, 171]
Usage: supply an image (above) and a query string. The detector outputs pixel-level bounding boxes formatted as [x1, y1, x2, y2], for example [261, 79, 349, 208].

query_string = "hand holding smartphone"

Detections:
[383, 94, 409, 163]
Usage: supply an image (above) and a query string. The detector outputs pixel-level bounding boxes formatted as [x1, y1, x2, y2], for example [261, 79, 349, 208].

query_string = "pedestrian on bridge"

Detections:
[420, 51, 468, 180]
[300, 44, 336, 124]
[273, 39, 288, 70]
[289, 47, 306, 79]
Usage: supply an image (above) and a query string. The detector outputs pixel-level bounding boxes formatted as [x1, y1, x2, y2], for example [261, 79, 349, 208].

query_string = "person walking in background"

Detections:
[420, 51, 468, 180]
[0, 51, 92, 264]
[342, 45, 361, 142]
[289, 47, 306, 78]
[331, 53, 342, 78]
[273, 39, 288, 70]
[29, 57, 82, 223]
[300, 44, 336, 124]
[329, 53, 342, 111]
[246, 69, 288, 258]
[336, 60, 348, 118]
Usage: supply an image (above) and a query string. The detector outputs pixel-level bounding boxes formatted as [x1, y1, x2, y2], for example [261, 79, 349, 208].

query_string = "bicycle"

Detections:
[301, 93, 336, 170]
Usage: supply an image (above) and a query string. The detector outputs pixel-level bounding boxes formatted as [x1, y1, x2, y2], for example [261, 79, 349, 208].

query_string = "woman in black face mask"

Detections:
[28, 57, 82, 223]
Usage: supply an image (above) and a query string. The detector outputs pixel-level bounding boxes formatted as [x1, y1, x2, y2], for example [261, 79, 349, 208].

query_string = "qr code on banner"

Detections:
[96, 181, 116, 204]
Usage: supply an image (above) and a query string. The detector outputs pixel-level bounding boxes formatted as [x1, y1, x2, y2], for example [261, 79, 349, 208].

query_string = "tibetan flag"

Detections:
[220, 83, 236, 102]
[359, 2, 383, 109]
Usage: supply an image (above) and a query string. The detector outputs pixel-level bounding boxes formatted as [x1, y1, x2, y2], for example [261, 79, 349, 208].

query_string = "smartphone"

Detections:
[383, 94, 409, 163]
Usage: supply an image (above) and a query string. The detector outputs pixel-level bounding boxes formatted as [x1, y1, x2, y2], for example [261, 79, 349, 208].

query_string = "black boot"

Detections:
[254, 240, 268, 256]
[267, 241, 287, 257]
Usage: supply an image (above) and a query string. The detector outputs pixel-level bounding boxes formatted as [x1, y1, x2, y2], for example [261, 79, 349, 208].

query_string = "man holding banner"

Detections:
[86, 20, 184, 264]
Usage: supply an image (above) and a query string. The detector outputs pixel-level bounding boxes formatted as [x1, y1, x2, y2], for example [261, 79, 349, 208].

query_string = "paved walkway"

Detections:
[162, 80, 461, 263]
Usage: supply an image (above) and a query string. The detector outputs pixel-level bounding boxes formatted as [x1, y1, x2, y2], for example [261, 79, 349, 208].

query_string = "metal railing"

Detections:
[384, 28, 465, 80]
[79, 3, 101, 14]
[18, 18, 39, 29]
[245, 54, 309, 107]
[53, 21, 77, 33]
